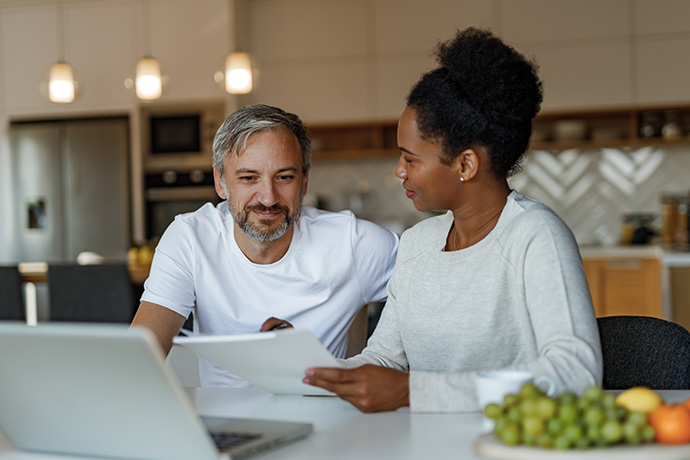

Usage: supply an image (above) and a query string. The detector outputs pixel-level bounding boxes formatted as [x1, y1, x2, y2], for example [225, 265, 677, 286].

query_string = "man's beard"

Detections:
[230, 202, 302, 243]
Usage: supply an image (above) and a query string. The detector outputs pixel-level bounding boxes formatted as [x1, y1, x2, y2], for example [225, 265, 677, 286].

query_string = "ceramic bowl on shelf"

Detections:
[591, 127, 624, 140]
[553, 120, 587, 141]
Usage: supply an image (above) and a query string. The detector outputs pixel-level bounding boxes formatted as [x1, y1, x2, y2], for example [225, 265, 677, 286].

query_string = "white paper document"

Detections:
[173, 328, 343, 395]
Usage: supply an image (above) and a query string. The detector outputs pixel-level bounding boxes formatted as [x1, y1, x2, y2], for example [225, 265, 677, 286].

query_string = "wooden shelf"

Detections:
[307, 104, 690, 161]
[308, 120, 398, 161]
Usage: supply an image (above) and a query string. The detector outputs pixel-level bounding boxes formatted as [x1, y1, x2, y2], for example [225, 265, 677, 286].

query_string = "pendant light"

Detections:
[48, 0, 76, 103]
[218, 0, 253, 95]
[135, 0, 163, 101]
[224, 51, 253, 94]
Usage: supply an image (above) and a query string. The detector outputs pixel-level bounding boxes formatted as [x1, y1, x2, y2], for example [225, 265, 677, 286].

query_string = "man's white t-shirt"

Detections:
[141, 203, 399, 387]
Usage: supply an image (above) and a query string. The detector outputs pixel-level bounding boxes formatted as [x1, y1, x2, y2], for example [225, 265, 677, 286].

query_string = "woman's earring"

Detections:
[460, 177, 465, 182]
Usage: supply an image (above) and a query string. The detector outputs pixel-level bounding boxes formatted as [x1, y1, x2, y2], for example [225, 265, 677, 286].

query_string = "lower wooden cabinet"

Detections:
[582, 256, 663, 318]
[670, 267, 690, 332]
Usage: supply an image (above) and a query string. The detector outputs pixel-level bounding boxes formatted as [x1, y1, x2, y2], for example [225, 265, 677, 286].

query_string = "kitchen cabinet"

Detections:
[582, 250, 664, 319]
[308, 103, 690, 161]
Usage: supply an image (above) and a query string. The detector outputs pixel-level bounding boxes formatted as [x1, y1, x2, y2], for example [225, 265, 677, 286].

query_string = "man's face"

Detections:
[214, 129, 308, 243]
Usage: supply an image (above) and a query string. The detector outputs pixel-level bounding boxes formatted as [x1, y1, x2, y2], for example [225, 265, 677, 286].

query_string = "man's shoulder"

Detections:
[298, 207, 398, 249]
[174, 202, 225, 226]
[300, 206, 353, 221]
[160, 202, 227, 245]
[298, 207, 359, 234]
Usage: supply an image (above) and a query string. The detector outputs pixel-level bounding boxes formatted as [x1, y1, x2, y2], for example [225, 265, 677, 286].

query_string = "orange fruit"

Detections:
[648, 404, 690, 444]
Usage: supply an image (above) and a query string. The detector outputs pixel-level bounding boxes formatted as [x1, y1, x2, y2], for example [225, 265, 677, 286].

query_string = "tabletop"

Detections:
[0, 388, 688, 460]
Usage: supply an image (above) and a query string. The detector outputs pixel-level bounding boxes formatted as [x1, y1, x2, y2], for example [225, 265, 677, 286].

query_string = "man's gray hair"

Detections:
[212, 104, 312, 177]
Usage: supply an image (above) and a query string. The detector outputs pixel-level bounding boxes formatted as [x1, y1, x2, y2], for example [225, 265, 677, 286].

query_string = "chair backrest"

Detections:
[0, 266, 25, 321]
[597, 315, 690, 390]
[47, 263, 135, 323]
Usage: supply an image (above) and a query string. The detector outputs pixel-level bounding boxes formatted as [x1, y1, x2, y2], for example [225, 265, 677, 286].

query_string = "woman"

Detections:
[303, 27, 602, 413]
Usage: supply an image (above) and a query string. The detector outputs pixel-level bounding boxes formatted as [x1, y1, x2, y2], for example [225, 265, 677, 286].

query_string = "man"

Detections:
[132, 104, 399, 387]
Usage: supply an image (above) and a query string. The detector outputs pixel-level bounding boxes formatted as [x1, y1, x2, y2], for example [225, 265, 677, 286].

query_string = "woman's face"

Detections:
[394, 107, 459, 212]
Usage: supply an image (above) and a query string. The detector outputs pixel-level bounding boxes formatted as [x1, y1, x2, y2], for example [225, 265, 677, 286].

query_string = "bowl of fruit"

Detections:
[473, 383, 690, 458]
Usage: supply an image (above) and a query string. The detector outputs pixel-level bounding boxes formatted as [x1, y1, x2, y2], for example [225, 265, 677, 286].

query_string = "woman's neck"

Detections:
[450, 180, 510, 251]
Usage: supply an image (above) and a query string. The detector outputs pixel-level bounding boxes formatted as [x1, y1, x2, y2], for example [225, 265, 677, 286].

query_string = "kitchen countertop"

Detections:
[18, 261, 151, 284]
[579, 245, 690, 267]
[579, 245, 665, 259]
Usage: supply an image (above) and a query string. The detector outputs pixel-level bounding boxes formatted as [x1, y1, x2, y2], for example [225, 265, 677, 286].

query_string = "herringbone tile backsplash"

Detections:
[307, 146, 690, 246]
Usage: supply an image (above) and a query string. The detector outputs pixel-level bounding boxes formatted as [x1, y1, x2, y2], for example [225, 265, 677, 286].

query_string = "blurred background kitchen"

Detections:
[2, 0, 690, 326]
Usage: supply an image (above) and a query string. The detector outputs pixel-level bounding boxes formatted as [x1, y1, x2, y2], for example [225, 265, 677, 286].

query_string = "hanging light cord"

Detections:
[142, 0, 152, 56]
[57, 0, 65, 61]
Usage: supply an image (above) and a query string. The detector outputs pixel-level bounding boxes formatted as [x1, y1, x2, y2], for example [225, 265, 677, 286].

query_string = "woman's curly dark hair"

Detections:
[407, 28, 543, 177]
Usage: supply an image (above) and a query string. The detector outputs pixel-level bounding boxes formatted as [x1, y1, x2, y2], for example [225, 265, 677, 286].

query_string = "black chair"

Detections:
[0, 266, 24, 321]
[47, 263, 135, 323]
[597, 315, 690, 390]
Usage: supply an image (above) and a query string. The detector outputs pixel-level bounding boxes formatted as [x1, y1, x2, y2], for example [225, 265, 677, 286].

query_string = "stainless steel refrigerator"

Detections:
[9, 117, 130, 263]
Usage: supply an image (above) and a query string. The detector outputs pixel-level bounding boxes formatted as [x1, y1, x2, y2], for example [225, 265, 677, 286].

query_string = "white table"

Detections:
[0, 388, 688, 459]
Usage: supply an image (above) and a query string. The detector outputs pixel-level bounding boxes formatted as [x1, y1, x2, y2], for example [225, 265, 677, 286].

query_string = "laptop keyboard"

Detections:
[209, 431, 263, 450]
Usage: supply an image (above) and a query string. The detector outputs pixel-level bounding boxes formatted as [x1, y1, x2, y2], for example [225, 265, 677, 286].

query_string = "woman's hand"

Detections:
[303, 364, 410, 413]
[259, 317, 294, 332]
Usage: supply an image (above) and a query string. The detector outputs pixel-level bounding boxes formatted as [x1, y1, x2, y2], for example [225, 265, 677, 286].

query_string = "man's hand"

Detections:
[260, 317, 294, 332]
[303, 364, 409, 413]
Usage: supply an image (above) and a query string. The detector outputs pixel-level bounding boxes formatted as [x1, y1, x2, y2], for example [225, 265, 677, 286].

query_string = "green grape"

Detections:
[574, 436, 591, 449]
[558, 404, 579, 423]
[623, 421, 642, 445]
[547, 417, 565, 436]
[601, 420, 624, 444]
[522, 416, 545, 437]
[563, 423, 584, 444]
[625, 411, 648, 427]
[586, 423, 602, 442]
[483, 403, 503, 420]
[583, 405, 605, 427]
[604, 405, 627, 422]
[641, 425, 656, 443]
[553, 434, 572, 450]
[577, 396, 592, 411]
[558, 391, 577, 406]
[506, 405, 522, 423]
[601, 393, 617, 409]
[519, 398, 540, 417]
[503, 393, 520, 408]
[497, 422, 520, 446]
[522, 432, 538, 446]
[582, 385, 604, 402]
[493, 417, 509, 436]
[535, 432, 554, 449]
[519, 382, 543, 399]
[536, 396, 558, 420]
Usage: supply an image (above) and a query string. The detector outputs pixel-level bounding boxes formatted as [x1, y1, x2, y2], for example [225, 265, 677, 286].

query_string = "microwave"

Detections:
[141, 100, 226, 172]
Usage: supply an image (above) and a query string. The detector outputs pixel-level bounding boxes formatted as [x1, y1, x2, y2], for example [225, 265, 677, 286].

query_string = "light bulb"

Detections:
[224, 52, 253, 94]
[135, 57, 162, 100]
[49, 62, 75, 103]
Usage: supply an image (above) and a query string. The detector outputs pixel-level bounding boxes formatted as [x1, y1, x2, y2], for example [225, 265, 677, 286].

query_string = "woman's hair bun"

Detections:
[436, 28, 542, 126]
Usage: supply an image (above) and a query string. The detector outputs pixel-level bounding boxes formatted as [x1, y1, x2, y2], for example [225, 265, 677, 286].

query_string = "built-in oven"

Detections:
[144, 169, 221, 238]
[139, 101, 226, 239]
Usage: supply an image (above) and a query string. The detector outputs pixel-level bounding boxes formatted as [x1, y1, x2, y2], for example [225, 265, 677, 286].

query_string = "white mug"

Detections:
[475, 370, 556, 432]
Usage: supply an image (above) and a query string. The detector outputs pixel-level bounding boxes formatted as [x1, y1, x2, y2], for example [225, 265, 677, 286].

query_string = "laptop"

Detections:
[0, 322, 312, 460]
